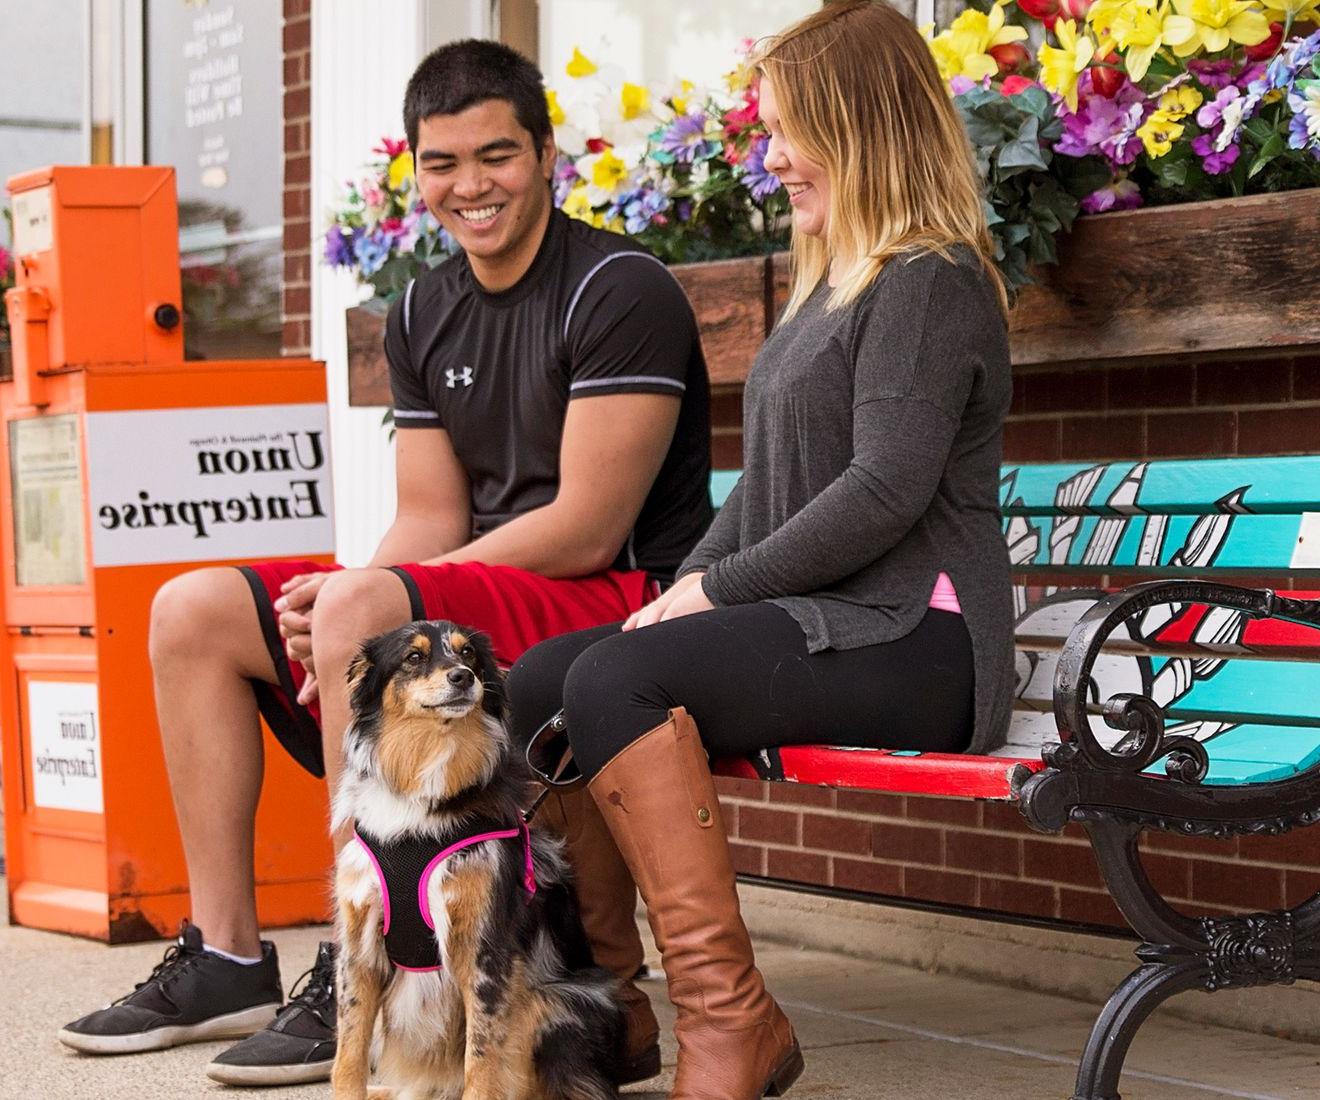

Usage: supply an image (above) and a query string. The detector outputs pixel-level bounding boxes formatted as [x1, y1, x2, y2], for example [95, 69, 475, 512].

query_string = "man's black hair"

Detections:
[404, 39, 553, 151]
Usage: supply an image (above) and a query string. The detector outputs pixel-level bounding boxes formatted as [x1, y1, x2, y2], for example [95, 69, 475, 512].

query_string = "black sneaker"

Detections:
[206, 940, 337, 1086]
[57, 920, 283, 1055]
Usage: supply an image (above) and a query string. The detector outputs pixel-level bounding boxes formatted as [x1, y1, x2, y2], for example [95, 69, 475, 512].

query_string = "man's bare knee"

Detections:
[311, 570, 411, 673]
[149, 568, 268, 679]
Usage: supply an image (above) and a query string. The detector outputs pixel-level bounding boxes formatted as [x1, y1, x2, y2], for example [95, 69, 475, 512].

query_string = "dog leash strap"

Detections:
[519, 819, 537, 896]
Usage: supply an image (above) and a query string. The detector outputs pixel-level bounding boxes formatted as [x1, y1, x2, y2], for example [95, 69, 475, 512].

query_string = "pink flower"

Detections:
[0, 244, 11, 276]
[1002, 75, 1037, 95]
[723, 97, 760, 138]
[1081, 177, 1142, 213]
[374, 137, 409, 157]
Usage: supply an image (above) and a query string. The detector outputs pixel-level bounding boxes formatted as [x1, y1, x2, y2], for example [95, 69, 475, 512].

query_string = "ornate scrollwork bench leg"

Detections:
[1018, 581, 1320, 1100]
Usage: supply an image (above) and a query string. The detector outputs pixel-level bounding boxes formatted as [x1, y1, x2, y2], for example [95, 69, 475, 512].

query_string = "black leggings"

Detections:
[505, 602, 974, 780]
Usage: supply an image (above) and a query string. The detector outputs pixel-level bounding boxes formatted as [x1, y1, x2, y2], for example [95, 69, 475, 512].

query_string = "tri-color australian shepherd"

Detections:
[331, 620, 624, 1100]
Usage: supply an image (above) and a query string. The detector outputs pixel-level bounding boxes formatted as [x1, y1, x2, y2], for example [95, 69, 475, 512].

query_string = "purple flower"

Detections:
[1081, 177, 1143, 213]
[1237, 62, 1267, 89]
[352, 229, 391, 276]
[739, 136, 782, 201]
[324, 227, 358, 267]
[1191, 133, 1241, 174]
[1054, 72, 1149, 168]
[622, 188, 670, 234]
[1106, 103, 1149, 166]
[659, 113, 722, 164]
[1286, 88, 1320, 157]
[1196, 85, 1240, 129]
[1188, 59, 1236, 90]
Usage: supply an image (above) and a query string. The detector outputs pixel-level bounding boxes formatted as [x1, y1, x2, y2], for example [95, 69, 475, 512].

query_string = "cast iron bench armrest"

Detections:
[1020, 579, 1320, 836]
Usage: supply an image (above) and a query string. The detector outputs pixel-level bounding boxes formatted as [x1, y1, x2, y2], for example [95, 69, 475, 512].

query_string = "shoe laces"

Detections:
[114, 930, 199, 1004]
[280, 951, 335, 1019]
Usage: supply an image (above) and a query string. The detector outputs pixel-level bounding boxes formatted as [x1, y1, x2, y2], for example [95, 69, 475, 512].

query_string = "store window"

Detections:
[536, 0, 821, 90]
[146, 0, 281, 359]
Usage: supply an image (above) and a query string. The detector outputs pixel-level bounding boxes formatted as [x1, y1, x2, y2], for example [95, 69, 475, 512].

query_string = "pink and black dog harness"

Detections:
[353, 818, 537, 972]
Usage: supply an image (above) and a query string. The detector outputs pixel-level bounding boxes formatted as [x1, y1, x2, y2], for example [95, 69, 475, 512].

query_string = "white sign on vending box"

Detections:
[84, 404, 335, 567]
[28, 680, 103, 814]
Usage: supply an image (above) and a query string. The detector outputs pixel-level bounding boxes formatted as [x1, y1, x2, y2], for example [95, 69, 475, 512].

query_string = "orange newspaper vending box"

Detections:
[1, 166, 335, 941]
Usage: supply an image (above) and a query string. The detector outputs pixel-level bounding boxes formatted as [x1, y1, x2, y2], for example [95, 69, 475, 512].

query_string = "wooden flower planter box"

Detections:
[1011, 189, 1320, 366]
[345, 188, 1320, 406]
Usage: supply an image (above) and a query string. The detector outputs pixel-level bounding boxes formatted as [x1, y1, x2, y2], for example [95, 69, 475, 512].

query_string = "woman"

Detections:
[507, 3, 1015, 1096]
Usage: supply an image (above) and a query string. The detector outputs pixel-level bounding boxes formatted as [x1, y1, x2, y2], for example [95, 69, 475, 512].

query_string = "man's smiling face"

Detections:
[413, 99, 556, 282]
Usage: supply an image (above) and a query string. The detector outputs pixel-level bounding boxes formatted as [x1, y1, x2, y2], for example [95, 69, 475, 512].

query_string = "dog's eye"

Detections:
[405, 650, 425, 666]
[460, 643, 476, 661]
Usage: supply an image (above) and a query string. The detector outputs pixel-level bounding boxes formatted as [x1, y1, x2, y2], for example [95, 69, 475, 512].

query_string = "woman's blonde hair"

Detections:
[754, 0, 1007, 322]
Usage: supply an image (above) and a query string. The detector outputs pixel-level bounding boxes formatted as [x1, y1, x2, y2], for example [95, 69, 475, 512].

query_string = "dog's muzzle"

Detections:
[525, 710, 585, 791]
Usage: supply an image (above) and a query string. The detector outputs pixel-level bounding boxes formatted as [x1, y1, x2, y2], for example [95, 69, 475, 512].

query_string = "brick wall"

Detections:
[709, 351, 1320, 931]
[281, 0, 312, 357]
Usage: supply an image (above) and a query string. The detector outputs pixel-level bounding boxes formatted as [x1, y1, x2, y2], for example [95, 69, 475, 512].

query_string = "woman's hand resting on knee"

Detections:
[623, 571, 715, 631]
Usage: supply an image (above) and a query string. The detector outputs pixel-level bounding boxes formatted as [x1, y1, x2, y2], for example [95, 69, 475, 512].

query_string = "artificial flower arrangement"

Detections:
[325, 7, 1320, 298]
[928, 0, 1320, 218]
[324, 42, 789, 300]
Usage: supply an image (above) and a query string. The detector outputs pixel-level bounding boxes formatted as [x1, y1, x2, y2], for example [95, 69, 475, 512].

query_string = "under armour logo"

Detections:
[445, 366, 475, 388]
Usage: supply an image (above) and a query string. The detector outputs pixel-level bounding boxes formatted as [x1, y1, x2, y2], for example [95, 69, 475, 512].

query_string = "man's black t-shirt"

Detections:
[386, 209, 713, 581]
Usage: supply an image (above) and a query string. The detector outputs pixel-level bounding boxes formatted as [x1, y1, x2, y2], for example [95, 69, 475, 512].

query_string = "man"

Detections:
[57, 39, 711, 1089]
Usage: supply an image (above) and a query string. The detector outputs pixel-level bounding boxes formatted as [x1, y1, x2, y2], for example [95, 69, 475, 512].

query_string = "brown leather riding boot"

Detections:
[589, 708, 803, 1099]
[536, 787, 661, 1085]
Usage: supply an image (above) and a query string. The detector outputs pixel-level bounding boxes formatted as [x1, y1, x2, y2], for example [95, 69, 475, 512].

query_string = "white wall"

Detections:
[310, 0, 491, 566]
[538, 0, 820, 93]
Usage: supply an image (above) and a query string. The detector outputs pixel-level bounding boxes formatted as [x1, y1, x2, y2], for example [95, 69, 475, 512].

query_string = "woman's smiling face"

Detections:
[758, 77, 831, 239]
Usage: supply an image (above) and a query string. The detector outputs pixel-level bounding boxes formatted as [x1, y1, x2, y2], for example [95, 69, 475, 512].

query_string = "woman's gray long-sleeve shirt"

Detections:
[677, 247, 1016, 754]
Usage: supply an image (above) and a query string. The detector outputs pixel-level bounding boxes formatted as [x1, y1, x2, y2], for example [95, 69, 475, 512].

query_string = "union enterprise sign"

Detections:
[84, 403, 335, 567]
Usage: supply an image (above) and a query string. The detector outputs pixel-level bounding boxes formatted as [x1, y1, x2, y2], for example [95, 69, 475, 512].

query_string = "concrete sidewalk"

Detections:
[3, 879, 1319, 1099]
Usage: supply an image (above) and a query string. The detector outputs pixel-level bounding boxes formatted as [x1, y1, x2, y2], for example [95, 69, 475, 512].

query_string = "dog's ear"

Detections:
[468, 630, 506, 719]
[347, 634, 391, 725]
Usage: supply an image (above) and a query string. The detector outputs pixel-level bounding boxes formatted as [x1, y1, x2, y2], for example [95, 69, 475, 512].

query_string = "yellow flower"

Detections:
[1137, 108, 1185, 156]
[1038, 20, 1096, 110]
[619, 82, 649, 121]
[1158, 84, 1204, 117]
[562, 184, 594, 223]
[925, 2, 1028, 83]
[589, 148, 629, 192]
[545, 89, 566, 127]
[1168, 0, 1271, 54]
[566, 46, 598, 78]
[1261, 0, 1320, 20]
[387, 151, 414, 191]
[1107, 1, 1193, 83]
[672, 79, 695, 115]
[1087, 0, 1128, 54]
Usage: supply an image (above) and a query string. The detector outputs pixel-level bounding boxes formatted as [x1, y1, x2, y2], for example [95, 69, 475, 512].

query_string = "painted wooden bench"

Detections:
[708, 456, 1320, 1100]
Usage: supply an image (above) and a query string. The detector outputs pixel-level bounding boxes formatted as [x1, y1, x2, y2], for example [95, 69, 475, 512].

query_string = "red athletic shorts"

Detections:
[238, 560, 659, 777]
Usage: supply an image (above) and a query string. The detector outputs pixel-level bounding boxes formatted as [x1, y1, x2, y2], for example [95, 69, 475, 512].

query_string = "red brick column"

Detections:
[281, 0, 312, 356]
[710, 352, 1320, 931]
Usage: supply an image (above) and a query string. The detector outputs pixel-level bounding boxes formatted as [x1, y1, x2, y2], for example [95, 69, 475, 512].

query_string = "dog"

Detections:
[331, 620, 625, 1100]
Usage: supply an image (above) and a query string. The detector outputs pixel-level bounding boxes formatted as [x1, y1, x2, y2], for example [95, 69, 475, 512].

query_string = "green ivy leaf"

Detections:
[999, 135, 1049, 173]
[1250, 132, 1286, 178]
